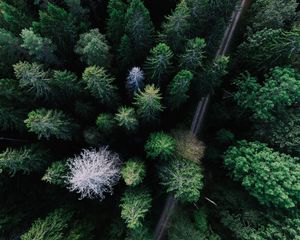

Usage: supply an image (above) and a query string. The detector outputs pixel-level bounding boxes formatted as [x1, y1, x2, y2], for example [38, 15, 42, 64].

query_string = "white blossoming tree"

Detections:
[126, 67, 144, 94]
[66, 147, 121, 200]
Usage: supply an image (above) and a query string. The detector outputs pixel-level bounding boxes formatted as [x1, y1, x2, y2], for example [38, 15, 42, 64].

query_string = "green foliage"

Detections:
[0, 106, 25, 131]
[166, 70, 193, 110]
[20, 28, 58, 65]
[65, 221, 95, 240]
[25, 108, 77, 140]
[32, 3, 77, 56]
[0, 2, 31, 34]
[238, 28, 300, 70]
[160, 0, 190, 52]
[106, 0, 127, 46]
[42, 161, 67, 186]
[124, 0, 154, 61]
[14, 61, 51, 99]
[249, 0, 298, 31]
[121, 158, 145, 187]
[125, 226, 152, 240]
[159, 158, 204, 203]
[180, 38, 206, 71]
[224, 140, 300, 208]
[145, 132, 176, 161]
[0, 28, 23, 76]
[0, 145, 48, 176]
[96, 113, 115, 134]
[120, 188, 152, 229]
[144, 43, 173, 83]
[20, 208, 73, 240]
[82, 66, 118, 105]
[134, 84, 163, 121]
[117, 34, 134, 70]
[234, 67, 300, 121]
[115, 106, 138, 132]
[216, 129, 235, 144]
[75, 29, 111, 67]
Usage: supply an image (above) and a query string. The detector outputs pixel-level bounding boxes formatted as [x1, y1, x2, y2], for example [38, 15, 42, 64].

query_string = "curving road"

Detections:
[154, 1, 251, 239]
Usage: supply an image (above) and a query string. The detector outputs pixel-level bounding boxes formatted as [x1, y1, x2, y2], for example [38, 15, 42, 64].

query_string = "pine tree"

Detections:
[24, 108, 77, 140]
[166, 70, 193, 110]
[121, 158, 145, 186]
[42, 161, 67, 186]
[20, 208, 73, 240]
[126, 67, 144, 94]
[66, 147, 121, 200]
[0, 2, 32, 34]
[96, 113, 116, 135]
[144, 132, 176, 161]
[159, 157, 204, 203]
[82, 66, 118, 105]
[75, 29, 111, 68]
[224, 140, 300, 208]
[120, 188, 152, 229]
[20, 28, 58, 65]
[32, 3, 77, 57]
[115, 106, 138, 132]
[106, 0, 127, 46]
[14, 61, 52, 99]
[134, 84, 164, 121]
[179, 38, 206, 71]
[144, 43, 173, 83]
[0, 28, 23, 77]
[0, 145, 48, 176]
[160, 0, 191, 53]
[124, 0, 154, 62]
[117, 34, 134, 70]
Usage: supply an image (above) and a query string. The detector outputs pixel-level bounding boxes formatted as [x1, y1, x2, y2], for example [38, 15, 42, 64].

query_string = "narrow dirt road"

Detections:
[154, 1, 251, 239]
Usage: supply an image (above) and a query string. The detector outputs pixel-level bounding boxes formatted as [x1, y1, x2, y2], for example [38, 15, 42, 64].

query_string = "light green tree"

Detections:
[121, 158, 145, 187]
[115, 106, 138, 132]
[42, 161, 67, 186]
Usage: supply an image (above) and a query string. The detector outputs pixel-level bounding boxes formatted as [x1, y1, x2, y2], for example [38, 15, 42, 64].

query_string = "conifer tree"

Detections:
[124, 0, 154, 62]
[224, 140, 300, 209]
[82, 66, 118, 105]
[64, 0, 90, 31]
[160, 0, 191, 52]
[120, 188, 152, 229]
[106, 0, 127, 46]
[159, 158, 204, 203]
[20, 208, 73, 240]
[42, 161, 67, 186]
[144, 132, 176, 161]
[96, 113, 116, 135]
[166, 70, 193, 110]
[134, 84, 163, 121]
[0, 145, 48, 176]
[75, 29, 111, 68]
[117, 34, 134, 70]
[25, 108, 77, 140]
[13, 61, 52, 99]
[0, 106, 25, 131]
[179, 38, 206, 71]
[0, 2, 32, 34]
[144, 43, 173, 83]
[126, 67, 144, 94]
[121, 158, 145, 186]
[20, 28, 58, 65]
[115, 106, 138, 132]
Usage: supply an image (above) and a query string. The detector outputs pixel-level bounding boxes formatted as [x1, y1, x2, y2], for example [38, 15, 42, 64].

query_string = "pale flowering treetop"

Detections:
[66, 147, 121, 200]
[126, 67, 144, 94]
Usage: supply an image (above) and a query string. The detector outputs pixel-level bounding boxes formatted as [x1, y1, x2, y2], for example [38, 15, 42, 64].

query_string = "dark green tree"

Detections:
[121, 158, 145, 187]
[115, 106, 138, 132]
[0, 145, 48, 176]
[144, 43, 173, 83]
[96, 113, 116, 135]
[117, 34, 134, 70]
[0, 106, 25, 131]
[134, 84, 163, 121]
[82, 66, 118, 105]
[20, 28, 58, 65]
[224, 140, 300, 208]
[106, 0, 127, 46]
[75, 29, 111, 67]
[166, 70, 193, 110]
[160, 0, 190, 52]
[25, 108, 77, 140]
[159, 157, 204, 203]
[144, 132, 176, 161]
[120, 188, 152, 229]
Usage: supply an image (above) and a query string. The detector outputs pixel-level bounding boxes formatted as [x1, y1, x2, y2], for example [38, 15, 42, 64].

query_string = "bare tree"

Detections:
[66, 147, 121, 200]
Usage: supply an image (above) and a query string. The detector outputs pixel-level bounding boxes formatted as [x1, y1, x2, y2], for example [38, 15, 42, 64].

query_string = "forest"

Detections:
[0, 0, 299, 239]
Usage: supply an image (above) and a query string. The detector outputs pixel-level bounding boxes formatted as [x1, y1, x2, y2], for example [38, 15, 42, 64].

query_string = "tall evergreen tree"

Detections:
[121, 158, 145, 187]
[115, 106, 139, 132]
[75, 29, 111, 68]
[24, 108, 77, 140]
